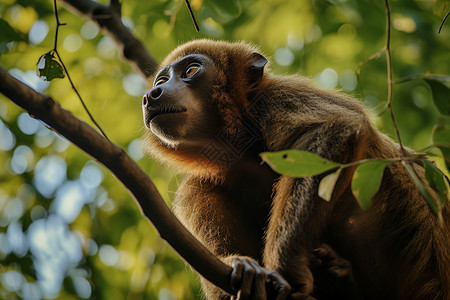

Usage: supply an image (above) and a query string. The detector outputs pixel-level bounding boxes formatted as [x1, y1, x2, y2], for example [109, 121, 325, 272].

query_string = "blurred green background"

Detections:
[0, 0, 449, 299]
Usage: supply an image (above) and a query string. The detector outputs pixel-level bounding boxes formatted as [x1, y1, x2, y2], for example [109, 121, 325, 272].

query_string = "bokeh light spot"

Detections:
[33, 155, 67, 198]
[11, 145, 34, 174]
[159, 288, 177, 300]
[8, 68, 50, 93]
[6, 221, 27, 256]
[52, 181, 87, 223]
[0, 120, 16, 151]
[34, 127, 55, 148]
[29, 20, 49, 45]
[97, 36, 116, 59]
[0, 270, 25, 292]
[123, 73, 147, 97]
[73, 276, 91, 299]
[2, 197, 25, 224]
[317, 68, 338, 89]
[128, 138, 145, 161]
[80, 21, 99, 40]
[274, 48, 294, 66]
[393, 14, 416, 33]
[18, 112, 41, 135]
[63, 34, 83, 53]
[80, 162, 103, 189]
[287, 33, 304, 51]
[99, 245, 119, 267]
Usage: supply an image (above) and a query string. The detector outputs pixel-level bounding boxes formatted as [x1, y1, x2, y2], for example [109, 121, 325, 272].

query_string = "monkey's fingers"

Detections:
[266, 270, 291, 300]
[235, 258, 256, 299]
[230, 259, 245, 292]
[312, 244, 352, 277]
[248, 259, 267, 299]
[312, 244, 332, 259]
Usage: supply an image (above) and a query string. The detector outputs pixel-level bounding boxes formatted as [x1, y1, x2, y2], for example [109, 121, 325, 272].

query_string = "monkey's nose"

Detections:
[142, 93, 148, 106]
[145, 87, 163, 102]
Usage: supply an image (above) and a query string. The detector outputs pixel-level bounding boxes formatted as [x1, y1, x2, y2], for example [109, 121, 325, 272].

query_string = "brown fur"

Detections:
[143, 40, 450, 299]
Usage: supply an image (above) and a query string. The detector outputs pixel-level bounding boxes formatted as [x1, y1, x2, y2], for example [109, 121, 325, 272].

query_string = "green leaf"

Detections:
[0, 19, 23, 54]
[318, 168, 342, 202]
[0, 19, 22, 43]
[432, 121, 450, 171]
[37, 52, 65, 81]
[403, 162, 443, 224]
[351, 161, 391, 211]
[260, 150, 342, 177]
[424, 79, 450, 116]
[423, 159, 449, 206]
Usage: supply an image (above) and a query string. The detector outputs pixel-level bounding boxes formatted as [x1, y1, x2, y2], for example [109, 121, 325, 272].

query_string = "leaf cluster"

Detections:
[262, 148, 449, 224]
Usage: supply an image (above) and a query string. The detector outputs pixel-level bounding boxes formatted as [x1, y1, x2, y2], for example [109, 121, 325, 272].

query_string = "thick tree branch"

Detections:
[59, 0, 158, 78]
[0, 66, 233, 295]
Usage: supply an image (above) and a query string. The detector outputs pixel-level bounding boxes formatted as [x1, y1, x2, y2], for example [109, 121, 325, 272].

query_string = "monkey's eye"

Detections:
[154, 78, 167, 87]
[184, 64, 200, 78]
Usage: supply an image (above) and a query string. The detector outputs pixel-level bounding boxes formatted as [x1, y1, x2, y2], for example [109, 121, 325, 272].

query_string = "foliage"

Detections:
[260, 150, 341, 178]
[37, 51, 64, 81]
[0, 0, 449, 299]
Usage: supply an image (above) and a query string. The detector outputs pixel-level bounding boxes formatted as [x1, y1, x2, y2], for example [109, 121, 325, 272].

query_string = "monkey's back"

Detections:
[258, 75, 450, 299]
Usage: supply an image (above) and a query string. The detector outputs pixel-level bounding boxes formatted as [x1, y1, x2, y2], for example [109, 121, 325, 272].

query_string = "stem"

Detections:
[438, 10, 450, 34]
[184, 0, 200, 32]
[53, 0, 60, 50]
[53, 50, 109, 140]
[356, 47, 385, 76]
[382, 0, 405, 155]
[340, 154, 426, 169]
[52, 0, 109, 140]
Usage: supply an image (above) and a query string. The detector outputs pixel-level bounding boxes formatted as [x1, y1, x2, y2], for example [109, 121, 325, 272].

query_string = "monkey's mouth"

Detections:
[146, 106, 187, 123]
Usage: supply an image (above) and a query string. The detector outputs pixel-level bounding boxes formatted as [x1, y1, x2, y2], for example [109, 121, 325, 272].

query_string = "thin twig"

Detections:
[52, 0, 109, 140]
[383, 0, 405, 155]
[184, 0, 200, 32]
[340, 153, 426, 169]
[355, 47, 385, 76]
[438, 11, 450, 34]
[60, 0, 159, 78]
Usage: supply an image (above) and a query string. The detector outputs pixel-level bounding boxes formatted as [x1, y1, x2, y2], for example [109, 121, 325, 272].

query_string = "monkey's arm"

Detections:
[263, 118, 370, 297]
[173, 177, 291, 299]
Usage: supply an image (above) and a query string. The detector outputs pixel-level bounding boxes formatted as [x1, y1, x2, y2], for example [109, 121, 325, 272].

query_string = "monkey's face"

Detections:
[143, 54, 220, 148]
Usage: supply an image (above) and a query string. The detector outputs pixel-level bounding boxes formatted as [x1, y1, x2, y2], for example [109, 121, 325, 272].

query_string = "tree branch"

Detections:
[0, 66, 233, 295]
[59, 0, 159, 78]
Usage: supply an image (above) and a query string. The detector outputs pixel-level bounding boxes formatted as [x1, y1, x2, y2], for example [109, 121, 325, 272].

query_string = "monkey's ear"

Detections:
[247, 53, 268, 88]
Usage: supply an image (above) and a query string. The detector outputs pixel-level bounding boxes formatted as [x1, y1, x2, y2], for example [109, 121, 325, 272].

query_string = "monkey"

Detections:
[141, 39, 450, 299]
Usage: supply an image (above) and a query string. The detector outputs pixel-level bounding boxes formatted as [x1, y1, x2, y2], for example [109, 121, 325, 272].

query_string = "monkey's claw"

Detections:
[229, 257, 291, 300]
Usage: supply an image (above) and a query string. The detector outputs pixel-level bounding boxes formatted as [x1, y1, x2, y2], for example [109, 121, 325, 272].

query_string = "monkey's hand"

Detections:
[311, 244, 358, 299]
[225, 256, 291, 300]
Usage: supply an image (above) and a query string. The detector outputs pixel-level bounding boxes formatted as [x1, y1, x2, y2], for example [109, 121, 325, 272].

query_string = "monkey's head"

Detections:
[142, 40, 268, 179]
